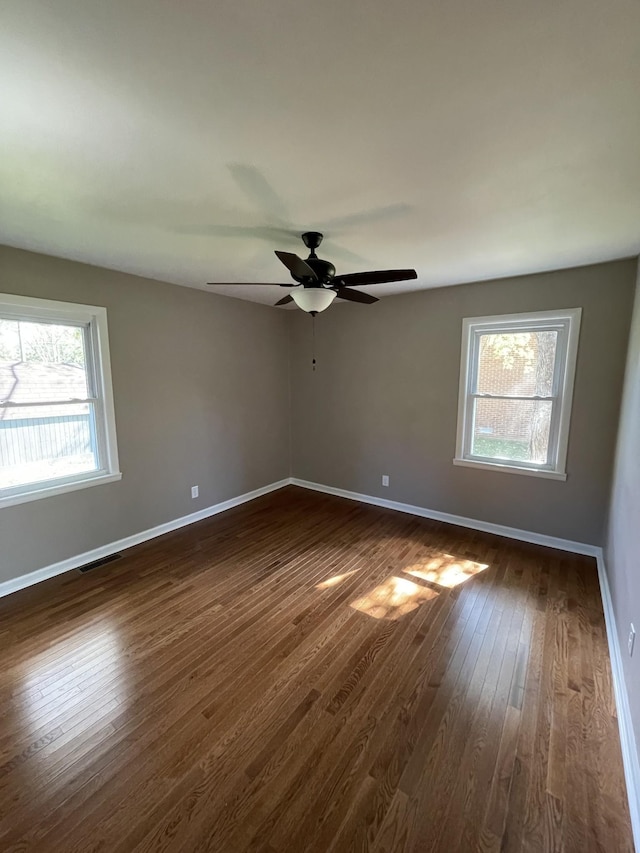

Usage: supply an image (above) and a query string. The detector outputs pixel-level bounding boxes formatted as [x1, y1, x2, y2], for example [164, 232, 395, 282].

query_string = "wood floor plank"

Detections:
[0, 486, 632, 852]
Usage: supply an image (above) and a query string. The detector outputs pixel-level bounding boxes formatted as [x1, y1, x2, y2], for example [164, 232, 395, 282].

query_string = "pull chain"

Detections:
[312, 314, 316, 371]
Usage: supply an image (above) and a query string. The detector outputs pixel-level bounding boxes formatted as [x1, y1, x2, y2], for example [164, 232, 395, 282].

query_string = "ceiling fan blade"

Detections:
[335, 287, 378, 305]
[274, 251, 318, 280]
[274, 295, 294, 306]
[335, 269, 417, 287]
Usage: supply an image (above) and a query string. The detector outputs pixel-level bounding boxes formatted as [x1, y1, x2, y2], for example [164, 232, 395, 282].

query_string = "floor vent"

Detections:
[78, 554, 122, 573]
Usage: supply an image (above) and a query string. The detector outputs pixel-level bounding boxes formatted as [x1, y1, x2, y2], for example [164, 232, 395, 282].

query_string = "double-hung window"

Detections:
[0, 293, 121, 508]
[454, 308, 581, 479]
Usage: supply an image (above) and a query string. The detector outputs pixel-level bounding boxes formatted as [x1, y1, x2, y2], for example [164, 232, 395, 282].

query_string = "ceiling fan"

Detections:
[207, 231, 417, 315]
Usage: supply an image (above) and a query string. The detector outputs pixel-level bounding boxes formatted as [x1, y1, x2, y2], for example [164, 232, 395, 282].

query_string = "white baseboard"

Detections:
[596, 552, 640, 851]
[3, 475, 599, 602]
[0, 478, 291, 599]
[290, 478, 599, 556]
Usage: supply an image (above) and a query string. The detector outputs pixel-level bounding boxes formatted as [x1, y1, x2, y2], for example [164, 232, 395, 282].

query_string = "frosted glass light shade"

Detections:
[291, 288, 337, 314]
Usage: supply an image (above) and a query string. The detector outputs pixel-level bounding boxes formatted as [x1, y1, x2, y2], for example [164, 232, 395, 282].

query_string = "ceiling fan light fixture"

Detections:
[291, 288, 337, 314]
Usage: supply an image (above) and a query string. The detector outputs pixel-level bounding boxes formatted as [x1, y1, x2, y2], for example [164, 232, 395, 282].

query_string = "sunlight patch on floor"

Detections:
[349, 575, 438, 620]
[403, 554, 488, 588]
[316, 570, 358, 589]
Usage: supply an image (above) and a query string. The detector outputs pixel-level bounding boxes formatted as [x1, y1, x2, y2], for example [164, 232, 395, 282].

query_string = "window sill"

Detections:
[453, 458, 567, 481]
[0, 471, 123, 509]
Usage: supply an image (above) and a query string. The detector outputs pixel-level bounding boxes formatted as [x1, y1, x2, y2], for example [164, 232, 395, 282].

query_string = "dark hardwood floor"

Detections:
[0, 486, 633, 852]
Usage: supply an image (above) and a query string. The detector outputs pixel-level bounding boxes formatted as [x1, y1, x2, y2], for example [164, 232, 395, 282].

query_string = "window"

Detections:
[0, 293, 121, 508]
[454, 308, 581, 480]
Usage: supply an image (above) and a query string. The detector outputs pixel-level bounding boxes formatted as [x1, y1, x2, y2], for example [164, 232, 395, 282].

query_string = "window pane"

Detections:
[0, 320, 89, 402]
[472, 398, 552, 464]
[476, 331, 558, 397]
[0, 403, 98, 489]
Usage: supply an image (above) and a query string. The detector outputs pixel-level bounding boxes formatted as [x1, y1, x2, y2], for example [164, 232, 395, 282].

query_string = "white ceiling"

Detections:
[1, 0, 639, 306]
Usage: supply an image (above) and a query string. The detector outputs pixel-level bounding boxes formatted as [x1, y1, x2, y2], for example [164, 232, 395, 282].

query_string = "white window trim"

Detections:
[454, 308, 582, 480]
[0, 293, 121, 509]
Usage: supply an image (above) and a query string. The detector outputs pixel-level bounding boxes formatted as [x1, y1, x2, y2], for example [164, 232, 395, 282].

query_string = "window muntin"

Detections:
[455, 309, 581, 478]
[0, 295, 120, 507]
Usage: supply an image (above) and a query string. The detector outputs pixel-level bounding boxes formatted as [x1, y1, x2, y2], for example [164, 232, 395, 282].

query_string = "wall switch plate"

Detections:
[382, 475, 389, 487]
[191, 485, 199, 499]
[629, 623, 636, 657]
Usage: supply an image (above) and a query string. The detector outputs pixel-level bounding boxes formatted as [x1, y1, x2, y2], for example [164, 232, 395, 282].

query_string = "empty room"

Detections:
[1, 1, 639, 851]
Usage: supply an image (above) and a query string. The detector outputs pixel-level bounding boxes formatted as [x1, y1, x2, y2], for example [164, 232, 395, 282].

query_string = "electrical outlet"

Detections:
[382, 475, 389, 487]
[629, 624, 636, 657]
[191, 485, 199, 499]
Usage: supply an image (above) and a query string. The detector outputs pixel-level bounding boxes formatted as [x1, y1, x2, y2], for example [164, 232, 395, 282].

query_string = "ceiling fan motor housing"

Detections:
[302, 257, 336, 286]
[292, 233, 336, 285]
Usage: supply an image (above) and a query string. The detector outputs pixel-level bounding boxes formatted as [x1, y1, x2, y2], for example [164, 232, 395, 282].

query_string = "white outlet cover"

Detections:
[191, 485, 199, 499]
[382, 475, 389, 487]
[629, 623, 636, 657]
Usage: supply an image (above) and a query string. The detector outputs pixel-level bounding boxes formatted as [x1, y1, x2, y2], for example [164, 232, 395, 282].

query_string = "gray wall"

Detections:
[605, 265, 640, 759]
[0, 246, 290, 583]
[1, 248, 636, 587]
[289, 259, 637, 544]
